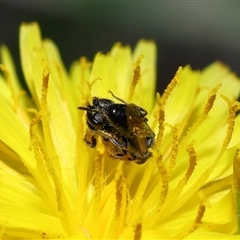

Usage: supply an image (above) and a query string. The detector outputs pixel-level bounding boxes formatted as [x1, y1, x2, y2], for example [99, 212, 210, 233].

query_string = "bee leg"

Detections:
[102, 138, 135, 161]
[126, 137, 152, 164]
[84, 130, 97, 148]
[102, 138, 124, 157]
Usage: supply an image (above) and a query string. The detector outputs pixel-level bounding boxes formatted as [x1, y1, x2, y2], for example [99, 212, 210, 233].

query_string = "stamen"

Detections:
[183, 145, 197, 185]
[157, 124, 179, 210]
[93, 152, 104, 204]
[173, 205, 205, 238]
[161, 67, 182, 106]
[77, 57, 92, 100]
[233, 149, 240, 233]
[76, 69, 96, 218]
[156, 107, 165, 149]
[115, 164, 128, 237]
[78, 68, 101, 104]
[189, 204, 206, 232]
[155, 68, 181, 149]
[219, 95, 237, 153]
[115, 166, 124, 216]
[202, 96, 238, 183]
[159, 145, 197, 218]
[28, 71, 58, 210]
[165, 124, 179, 177]
[79, 56, 92, 77]
[40, 61, 50, 117]
[92, 152, 104, 237]
[28, 63, 79, 235]
[30, 125, 57, 209]
[156, 154, 169, 210]
[185, 84, 221, 138]
[128, 55, 144, 102]
[75, 109, 90, 222]
[133, 223, 142, 240]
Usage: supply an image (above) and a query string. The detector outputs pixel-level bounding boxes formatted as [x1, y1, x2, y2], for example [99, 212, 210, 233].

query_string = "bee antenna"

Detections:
[108, 91, 126, 103]
[78, 106, 89, 111]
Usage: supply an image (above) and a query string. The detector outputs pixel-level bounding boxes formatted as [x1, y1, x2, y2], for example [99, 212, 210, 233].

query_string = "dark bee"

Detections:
[78, 92, 155, 164]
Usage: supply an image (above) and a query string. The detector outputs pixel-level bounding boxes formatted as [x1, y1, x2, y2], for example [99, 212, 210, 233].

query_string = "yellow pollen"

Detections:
[156, 154, 169, 210]
[133, 223, 142, 240]
[173, 204, 205, 238]
[155, 68, 181, 149]
[156, 124, 179, 210]
[93, 152, 104, 203]
[92, 152, 104, 237]
[184, 145, 197, 184]
[219, 95, 237, 152]
[115, 165, 128, 237]
[161, 67, 182, 106]
[185, 84, 221, 139]
[128, 55, 144, 102]
[165, 124, 179, 176]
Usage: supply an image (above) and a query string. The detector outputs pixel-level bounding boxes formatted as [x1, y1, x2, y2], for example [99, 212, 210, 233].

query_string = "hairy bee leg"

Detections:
[102, 138, 136, 161]
[102, 138, 124, 157]
[96, 130, 127, 149]
[84, 129, 97, 148]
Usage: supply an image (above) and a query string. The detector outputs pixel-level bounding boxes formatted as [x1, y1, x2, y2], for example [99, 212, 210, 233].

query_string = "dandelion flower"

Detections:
[0, 22, 240, 239]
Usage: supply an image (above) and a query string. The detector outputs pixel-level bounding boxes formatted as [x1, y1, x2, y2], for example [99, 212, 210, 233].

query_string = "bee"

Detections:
[78, 92, 155, 164]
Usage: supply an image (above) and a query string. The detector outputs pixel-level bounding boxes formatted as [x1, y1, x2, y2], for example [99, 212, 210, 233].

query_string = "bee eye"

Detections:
[140, 109, 147, 116]
[94, 112, 104, 123]
[93, 98, 99, 105]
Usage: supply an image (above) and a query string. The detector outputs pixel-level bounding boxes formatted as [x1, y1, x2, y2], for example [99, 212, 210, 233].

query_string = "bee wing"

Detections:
[136, 136, 148, 155]
[97, 130, 127, 149]
[101, 135, 135, 161]
[130, 121, 155, 155]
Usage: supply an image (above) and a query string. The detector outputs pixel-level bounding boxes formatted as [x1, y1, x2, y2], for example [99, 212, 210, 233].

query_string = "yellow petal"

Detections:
[0, 99, 36, 174]
[133, 40, 157, 111]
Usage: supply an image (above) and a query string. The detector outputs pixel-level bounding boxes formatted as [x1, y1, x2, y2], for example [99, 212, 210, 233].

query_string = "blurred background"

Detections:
[0, 2, 240, 93]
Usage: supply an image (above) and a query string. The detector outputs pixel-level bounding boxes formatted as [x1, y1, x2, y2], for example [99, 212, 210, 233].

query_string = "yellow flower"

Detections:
[0, 22, 240, 239]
